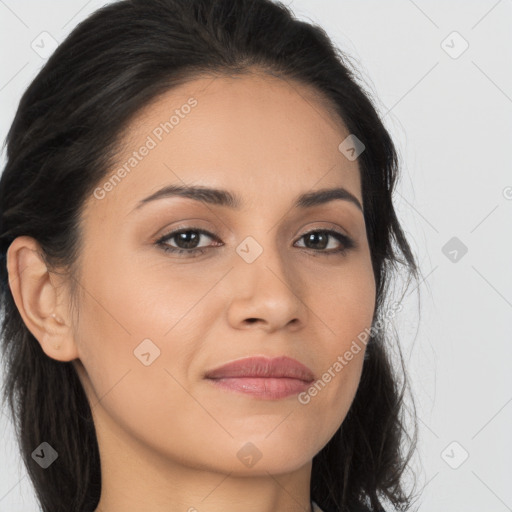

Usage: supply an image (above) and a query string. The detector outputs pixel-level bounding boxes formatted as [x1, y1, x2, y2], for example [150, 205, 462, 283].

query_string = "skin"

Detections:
[7, 71, 376, 512]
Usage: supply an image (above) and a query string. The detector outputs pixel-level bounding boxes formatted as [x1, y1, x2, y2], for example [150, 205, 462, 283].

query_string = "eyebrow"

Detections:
[132, 184, 363, 213]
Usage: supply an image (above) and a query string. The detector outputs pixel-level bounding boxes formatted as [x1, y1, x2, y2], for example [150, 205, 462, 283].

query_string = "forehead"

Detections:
[84, 71, 362, 220]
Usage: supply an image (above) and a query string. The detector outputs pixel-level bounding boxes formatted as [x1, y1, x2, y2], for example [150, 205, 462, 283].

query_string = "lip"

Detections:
[204, 355, 315, 400]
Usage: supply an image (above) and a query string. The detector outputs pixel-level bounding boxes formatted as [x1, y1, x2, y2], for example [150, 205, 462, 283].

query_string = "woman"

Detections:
[0, 0, 421, 511]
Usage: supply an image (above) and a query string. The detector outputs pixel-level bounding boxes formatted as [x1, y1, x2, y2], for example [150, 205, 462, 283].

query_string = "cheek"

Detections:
[72, 259, 213, 449]
[73, 243, 223, 400]
[70, 253, 190, 400]
[314, 255, 376, 346]
[78, 245, 214, 342]
[301, 258, 375, 420]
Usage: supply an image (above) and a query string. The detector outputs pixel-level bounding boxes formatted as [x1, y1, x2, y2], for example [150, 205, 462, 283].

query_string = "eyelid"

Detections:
[155, 226, 220, 247]
[154, 222, 356, 257]
[296, 222, 350, 238]
[155, 221, 349, 244]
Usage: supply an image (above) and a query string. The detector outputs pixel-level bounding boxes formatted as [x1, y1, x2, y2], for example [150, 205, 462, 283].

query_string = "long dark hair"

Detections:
[0, 1, 421, 511]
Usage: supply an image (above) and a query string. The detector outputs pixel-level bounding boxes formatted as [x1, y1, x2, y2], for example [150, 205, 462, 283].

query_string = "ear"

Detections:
[6, 235, 79, 362]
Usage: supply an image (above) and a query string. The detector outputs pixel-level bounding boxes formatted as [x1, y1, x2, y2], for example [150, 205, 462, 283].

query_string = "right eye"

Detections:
[155, 227, 222, 257]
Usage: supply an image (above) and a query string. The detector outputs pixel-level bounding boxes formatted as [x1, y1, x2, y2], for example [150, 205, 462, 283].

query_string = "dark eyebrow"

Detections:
[132, 184, 363, 213]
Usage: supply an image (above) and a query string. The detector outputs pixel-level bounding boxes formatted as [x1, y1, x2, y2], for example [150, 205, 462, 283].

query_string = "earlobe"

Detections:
[6, 236, 79, 362]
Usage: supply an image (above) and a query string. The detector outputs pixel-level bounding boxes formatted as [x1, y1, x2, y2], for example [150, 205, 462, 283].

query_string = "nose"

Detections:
[225, 237, 308, 333]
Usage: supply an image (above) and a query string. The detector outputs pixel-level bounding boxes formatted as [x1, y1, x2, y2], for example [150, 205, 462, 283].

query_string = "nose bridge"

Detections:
[227, 230, 306, 329]
[235, 233, 292, 288]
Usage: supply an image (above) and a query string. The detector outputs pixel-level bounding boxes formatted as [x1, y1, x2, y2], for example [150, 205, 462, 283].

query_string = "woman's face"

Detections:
[69, 72, 376, 476]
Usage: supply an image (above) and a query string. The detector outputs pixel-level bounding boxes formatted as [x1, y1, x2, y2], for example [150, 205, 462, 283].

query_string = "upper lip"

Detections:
[204, 355, 315, 382]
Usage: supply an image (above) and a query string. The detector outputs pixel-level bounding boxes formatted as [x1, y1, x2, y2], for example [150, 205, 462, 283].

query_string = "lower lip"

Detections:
[206, 377, 311, 399]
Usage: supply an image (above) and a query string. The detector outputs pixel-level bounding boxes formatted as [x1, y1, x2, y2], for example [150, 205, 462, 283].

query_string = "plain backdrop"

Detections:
[1, 1, 511, 511]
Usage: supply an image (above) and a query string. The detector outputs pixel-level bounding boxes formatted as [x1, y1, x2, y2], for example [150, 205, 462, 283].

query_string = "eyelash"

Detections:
[154, 226, 356, 258]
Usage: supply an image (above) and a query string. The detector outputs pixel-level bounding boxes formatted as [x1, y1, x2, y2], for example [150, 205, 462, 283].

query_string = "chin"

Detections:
[222, 435, 316, 476]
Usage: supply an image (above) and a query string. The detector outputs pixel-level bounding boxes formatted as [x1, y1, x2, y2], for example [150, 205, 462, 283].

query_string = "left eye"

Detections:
[155, 227, 355, 256]
[295, 229, 352, 252]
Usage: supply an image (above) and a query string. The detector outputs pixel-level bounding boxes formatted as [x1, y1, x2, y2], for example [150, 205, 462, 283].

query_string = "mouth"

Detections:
[204, 355, 315, 400]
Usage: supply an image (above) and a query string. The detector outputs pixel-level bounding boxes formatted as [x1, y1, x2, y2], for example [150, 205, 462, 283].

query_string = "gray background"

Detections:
[1, 0, 511, 510]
